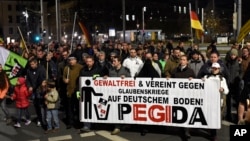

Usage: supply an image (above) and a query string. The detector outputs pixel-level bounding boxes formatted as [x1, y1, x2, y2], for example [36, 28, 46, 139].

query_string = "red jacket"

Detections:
[12, 77, 31, 108]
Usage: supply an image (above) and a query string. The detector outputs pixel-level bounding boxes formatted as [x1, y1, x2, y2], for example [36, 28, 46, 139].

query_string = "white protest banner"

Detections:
[79, 77, 221, 129]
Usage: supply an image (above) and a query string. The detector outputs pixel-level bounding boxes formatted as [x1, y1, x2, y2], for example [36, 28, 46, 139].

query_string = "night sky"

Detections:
[44, 0, 249, 24]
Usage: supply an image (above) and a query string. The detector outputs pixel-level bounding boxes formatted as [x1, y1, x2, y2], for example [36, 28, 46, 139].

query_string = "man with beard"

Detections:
[197, 51, 229, 80]
[63, 54, 83, 129]
[106, 56, 131, 135]
[79, 56, 101, 132]
[26, 58, 46, 127]
[164, 48, 181, 78]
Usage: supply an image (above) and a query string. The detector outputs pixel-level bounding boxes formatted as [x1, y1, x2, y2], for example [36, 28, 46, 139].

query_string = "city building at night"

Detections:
[0, 0, 48, 43]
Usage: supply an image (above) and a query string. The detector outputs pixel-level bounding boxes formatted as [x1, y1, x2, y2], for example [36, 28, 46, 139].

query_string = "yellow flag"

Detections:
[151, 32, 156, 40]
[237, 19, 250, 43]
[195, 29, 203, 40]
[19, 40, 25, 50]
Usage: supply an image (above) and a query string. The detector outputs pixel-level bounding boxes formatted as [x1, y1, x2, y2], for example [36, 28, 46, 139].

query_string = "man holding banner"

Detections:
[106, 56, 131, 135]
[79, 56, 101, 133]
[171, 55, 195, 139]
[203, 62, 229, 141]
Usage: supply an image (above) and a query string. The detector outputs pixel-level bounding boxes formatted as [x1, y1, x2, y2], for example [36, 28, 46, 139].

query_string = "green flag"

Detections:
[0, 47, 28, 85]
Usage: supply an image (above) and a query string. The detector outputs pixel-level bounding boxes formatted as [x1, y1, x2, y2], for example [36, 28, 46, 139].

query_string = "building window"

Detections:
[8, 16, 13, 23]
[16, 5, 21, 11]
[16, 16, 20, 23]
[17, 28, 20, 34]
[8, 5, 12, 11]
[9, 27, 13, 34]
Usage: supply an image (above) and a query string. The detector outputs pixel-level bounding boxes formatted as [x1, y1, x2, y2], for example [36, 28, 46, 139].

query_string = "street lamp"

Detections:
[71, 32, 77, 44]
[74, 32, 78, 38]
[64, 34, 68, 43]
[24, 7, 45, 43]
[122, 0, 126, 42]
[142, 6, 146, 44]
[78, 35, 81, 43]
[43, 29, 46, 37]
[136, 24, 140, 43]
[27, 31, 31, 43]
[137, 24, 140, 31]
[22, 9, 29, 20]
[23, 9, 29, 42]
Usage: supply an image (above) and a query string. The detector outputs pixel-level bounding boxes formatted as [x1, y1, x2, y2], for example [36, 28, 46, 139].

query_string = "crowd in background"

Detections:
[1, 38, 250, 141]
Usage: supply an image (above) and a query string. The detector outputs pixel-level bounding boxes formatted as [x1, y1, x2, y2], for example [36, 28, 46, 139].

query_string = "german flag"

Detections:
[78, 21, 91, 46]
[190, 11, 204, 31]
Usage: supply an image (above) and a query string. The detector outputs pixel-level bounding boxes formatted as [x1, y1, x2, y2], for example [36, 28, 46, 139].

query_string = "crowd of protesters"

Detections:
[0, 38, 250, 141]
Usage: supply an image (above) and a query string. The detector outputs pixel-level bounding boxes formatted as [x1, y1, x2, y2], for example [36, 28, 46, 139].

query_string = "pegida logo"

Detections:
[94, 98, 110, 120]
[5, 58, 25, 83]
[81, 79, 103, 119]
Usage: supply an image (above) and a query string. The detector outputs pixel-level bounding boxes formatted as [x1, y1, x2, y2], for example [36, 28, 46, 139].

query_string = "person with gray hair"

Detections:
[78, 52, 89, 66]
[96, 51, 112, 76]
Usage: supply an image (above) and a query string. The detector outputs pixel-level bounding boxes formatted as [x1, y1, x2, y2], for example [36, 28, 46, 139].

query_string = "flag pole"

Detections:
[70, 12, 77, 54]
[67, 12, 77, 80]
[241, 39, 244, 48]
[189, 3, 194, 46]
[17, 26, 29, 54]
[67, 67, 69, 79]
[46, 61, 48, 80]
[201, 8, 204, 44]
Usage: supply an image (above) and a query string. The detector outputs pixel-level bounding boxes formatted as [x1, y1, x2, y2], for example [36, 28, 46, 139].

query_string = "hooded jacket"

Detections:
[45, 88, 59, 109]
[12, 77, 31, 108]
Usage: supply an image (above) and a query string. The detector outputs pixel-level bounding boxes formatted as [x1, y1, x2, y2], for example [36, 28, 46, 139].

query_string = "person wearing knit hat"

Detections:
[63, 52, 83, 129]
[226, 47, 241, 123]
[230, 48, 238, 56]
[82, 53, 89, 58]
[68, 54, 77, 60]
